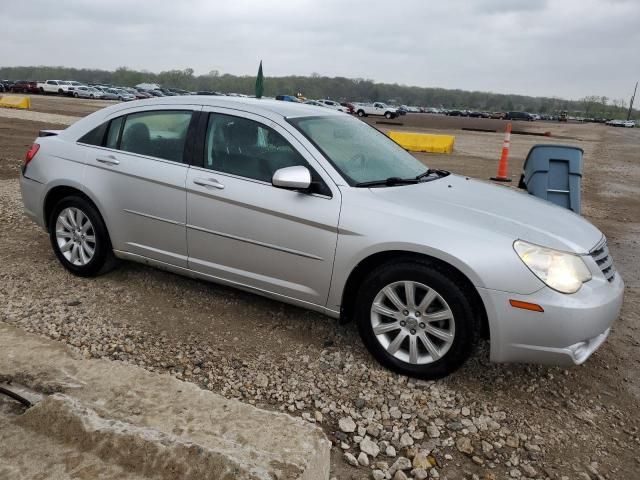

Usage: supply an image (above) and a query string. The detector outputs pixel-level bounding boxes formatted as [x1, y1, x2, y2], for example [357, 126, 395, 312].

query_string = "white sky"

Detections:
[1, 0, 638, 100]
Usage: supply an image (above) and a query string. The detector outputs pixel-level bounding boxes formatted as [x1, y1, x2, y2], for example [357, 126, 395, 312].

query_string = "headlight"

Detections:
[514, 240, 592, 294]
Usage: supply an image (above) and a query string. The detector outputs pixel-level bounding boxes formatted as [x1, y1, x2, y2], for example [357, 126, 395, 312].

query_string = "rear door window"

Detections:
[118, 111, 193, 163]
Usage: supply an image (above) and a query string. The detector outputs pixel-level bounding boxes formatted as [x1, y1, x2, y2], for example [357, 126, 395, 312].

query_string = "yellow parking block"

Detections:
[0, 95, 31, 110]
[388, 131, 455, 154]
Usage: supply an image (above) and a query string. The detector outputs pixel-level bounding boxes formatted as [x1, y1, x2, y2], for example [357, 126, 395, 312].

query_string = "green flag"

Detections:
[255, 60, 264, 99]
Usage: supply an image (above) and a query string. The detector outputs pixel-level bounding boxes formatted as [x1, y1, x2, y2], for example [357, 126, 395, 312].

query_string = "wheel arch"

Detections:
[43, 185, 110, 237]
[339, 250, 489, 338]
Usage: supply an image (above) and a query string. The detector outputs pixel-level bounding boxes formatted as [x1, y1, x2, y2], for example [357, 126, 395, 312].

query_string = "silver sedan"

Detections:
[72, 86, 104, 99]
[19, 97, 624, 378]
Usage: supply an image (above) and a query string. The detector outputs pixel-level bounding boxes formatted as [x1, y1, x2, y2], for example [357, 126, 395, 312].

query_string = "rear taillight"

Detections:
[24, 143, 40, 168]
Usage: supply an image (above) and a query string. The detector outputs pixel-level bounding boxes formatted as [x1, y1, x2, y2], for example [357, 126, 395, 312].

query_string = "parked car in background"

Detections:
[19, 96, 623, 379]
[196, 91, 224, 96]
[303, 100, 328, 108]
[167, 88, 190, 95]
[275, 95, 301, 102]
[316, 99, 348, 112]
[340, 102, 355, 114]
[65, 81, 85, 95]
[147, 89, 165, 97]
[446, 109, 468, 117]
[121, 87, 151, 99]
[607, 119, 636, 128]
[38, 80, 73, 95]
[468, 111, 489, 118]
[490, 112, 506, 119]
[100, 88, 135, 101]
[72, 86, 104, 99]
[355, 102, 399, 119]
[9, 80, 39, 94]
[505, 111, 534, 121]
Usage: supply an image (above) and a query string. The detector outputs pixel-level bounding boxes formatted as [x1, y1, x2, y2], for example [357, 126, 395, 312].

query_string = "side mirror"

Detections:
[272, 166, 312, 191]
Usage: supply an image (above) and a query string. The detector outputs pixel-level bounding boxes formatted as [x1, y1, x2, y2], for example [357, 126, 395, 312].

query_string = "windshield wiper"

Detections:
[355, 177, 420, 188]
[415, 168, 450, 180]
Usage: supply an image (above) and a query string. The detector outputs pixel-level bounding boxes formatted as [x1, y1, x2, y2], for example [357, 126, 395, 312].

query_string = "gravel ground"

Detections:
[1, 103, 639, 479]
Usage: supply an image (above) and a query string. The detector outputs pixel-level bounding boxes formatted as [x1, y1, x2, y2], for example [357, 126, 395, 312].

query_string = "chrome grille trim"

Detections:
[590, 239, 616, 282]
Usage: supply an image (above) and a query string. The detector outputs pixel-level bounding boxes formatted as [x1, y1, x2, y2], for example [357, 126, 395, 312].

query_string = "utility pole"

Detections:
[627, 81, 638, 120]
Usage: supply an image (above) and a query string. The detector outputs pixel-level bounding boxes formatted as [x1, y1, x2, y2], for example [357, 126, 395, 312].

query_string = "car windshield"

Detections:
[289, 115, 428, 185]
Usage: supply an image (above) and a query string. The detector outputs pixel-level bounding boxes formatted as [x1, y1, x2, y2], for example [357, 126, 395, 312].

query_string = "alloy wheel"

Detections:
[370, 280, 455, 365]
[55, 207, 96, 266]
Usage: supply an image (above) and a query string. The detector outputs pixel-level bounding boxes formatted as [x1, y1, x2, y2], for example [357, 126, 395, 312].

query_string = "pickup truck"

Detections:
[355, 102, 399, 119]
[37, 80, 73, 95]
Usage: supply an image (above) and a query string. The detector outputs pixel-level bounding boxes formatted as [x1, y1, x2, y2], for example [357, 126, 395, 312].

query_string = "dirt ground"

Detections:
[0, 96, 639, 480]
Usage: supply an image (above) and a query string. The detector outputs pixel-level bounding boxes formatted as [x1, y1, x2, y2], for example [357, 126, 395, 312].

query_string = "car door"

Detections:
[81, 106, 200, 267]
[186, 108, 341, 307]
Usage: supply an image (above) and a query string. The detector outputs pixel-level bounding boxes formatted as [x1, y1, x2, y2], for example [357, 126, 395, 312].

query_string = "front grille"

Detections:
[590, 239, 616, 282]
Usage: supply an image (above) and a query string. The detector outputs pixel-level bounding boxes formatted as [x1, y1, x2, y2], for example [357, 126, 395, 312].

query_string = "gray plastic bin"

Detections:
[519, 144, 584, 214]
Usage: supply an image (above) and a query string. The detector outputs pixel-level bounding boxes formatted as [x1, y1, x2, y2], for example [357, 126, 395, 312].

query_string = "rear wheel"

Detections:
[48, 196, 117, 277]
[385, 112, 393, 119]
[357, 110, 365, 117]
[73, 92, 79, 98]
[355, 261, 478, 379]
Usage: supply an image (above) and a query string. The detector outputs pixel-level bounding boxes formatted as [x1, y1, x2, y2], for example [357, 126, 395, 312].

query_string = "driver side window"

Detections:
[204, 113, 309, 183]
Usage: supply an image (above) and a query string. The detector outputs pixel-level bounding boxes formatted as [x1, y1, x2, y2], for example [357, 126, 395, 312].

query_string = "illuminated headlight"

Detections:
[514, 240, 592, 294]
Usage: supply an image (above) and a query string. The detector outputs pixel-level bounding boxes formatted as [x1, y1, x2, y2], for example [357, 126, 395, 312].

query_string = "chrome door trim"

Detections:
[186, 223, 324, 261]
[123, 208, 185, 227]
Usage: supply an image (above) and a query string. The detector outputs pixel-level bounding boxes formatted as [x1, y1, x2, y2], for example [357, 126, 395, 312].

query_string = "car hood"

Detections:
[368, 174, 602, 253]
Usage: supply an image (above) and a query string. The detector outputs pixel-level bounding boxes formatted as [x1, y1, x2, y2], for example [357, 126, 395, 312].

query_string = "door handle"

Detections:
[96, 155, 120, 165]
[193, 177, 225, 190]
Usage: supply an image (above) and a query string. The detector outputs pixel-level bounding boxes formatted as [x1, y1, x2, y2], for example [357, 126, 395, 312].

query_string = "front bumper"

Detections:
[479, 272, 624, 366]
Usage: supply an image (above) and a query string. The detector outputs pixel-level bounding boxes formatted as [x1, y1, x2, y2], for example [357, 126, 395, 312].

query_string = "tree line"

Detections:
[1, 65, 636, 118]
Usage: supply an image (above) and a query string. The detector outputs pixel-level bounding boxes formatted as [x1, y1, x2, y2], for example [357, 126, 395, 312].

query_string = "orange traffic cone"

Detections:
[491, 123, 512, 182]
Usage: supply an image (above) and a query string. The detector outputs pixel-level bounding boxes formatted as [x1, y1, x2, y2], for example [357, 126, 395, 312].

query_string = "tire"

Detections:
[39, 87, 45, 94]
[48, 196, 117, 277]
[74, 92, 79, 98]
[385, 112, 392, 119]
[58, 89, 63, 95]
[355, 260, 478, 379]
[357, 110, 365, 117]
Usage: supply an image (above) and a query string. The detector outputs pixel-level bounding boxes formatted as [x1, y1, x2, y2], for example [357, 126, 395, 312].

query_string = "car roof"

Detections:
[105, 95, 344, 119]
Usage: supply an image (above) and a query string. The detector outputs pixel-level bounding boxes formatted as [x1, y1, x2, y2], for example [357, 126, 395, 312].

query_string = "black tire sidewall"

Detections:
[355, 261, 477, 379]
[48, 196, 111, 277]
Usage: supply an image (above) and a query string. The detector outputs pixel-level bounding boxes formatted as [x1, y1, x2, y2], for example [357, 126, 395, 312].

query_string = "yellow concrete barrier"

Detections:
[0, 95, 31, 110]
[388, 131, 455, 154]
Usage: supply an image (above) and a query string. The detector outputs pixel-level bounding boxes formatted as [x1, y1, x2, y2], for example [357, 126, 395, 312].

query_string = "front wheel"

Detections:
[355, 261, 478, 379]
[49, 196, 117, 277]
[73, 92, 79, 98]
[385, 112, 393, 119]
